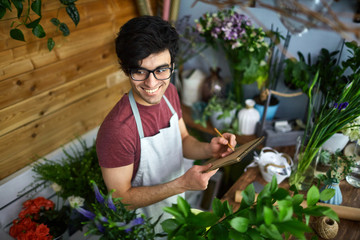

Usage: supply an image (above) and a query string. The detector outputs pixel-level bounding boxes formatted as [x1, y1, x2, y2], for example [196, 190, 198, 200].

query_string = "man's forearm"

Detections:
[182, 135, 212, 160]
[112, 178, 185, 209]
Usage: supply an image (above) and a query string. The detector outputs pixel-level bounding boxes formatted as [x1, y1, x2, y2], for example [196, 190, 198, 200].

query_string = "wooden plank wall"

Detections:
[0, 0, 160, 180]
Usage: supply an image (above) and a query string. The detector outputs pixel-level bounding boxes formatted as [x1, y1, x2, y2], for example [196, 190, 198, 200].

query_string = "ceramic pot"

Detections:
[253, 95, 279, 121]
[320, 183, 342, 205]
[210, 109, 236, 131]
[237, 99, 260, 135]
[322, 133, 349, 153]
[181, 69, 206, 107]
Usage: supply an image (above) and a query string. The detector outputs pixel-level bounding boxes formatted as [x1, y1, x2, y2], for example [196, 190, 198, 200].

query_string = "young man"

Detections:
[96, 15, 236, 228]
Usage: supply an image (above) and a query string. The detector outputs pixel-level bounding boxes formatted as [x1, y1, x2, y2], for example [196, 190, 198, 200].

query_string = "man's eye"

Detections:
[155, 68, 167, 73]
[135, 70, 147, 75]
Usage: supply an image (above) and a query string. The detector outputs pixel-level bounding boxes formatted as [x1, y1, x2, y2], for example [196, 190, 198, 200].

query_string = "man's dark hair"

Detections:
[115, 15, 179, 76]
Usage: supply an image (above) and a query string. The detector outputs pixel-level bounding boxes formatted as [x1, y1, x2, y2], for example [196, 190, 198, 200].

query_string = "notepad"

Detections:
[203, 136, 265, 172]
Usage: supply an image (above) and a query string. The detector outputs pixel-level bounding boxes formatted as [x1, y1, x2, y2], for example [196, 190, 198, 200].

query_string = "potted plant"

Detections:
[9, 196, 70, 240]
[160, 176, 338, 239]
[31, 138, 106, 206]
[76, 181, 158, 239]
[316, 150, 356, 205]
[195, 7, 271, 104]
[195, 95, 242, 132]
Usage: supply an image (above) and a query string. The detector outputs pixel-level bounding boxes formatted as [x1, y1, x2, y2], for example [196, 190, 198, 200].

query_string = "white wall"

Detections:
[178, 1, 359, 120]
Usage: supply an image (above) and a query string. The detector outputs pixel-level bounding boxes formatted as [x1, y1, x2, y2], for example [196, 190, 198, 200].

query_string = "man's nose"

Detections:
[144, 72, 158, 86]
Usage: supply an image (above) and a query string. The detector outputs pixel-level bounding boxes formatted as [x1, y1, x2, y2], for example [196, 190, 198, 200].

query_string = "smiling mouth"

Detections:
[144, 86, 160, 94]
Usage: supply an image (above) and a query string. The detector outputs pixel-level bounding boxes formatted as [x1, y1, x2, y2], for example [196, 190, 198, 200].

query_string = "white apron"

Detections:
[129, 90, 185, 234]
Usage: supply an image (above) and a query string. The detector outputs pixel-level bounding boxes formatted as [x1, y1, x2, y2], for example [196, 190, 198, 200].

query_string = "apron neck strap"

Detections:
[128, 89, 175, 139]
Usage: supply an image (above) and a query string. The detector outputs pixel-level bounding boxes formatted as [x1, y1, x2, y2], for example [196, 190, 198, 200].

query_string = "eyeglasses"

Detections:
[130, 67, 173, 81]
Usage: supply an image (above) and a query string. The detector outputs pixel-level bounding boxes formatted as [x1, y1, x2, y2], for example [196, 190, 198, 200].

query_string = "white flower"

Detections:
[342, 116, 360, 142]
[51, 183, 62, 192]
[68, 195, 85, 208]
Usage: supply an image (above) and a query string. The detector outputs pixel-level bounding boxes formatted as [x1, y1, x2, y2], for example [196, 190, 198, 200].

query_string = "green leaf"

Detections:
[10, 28, 25, 41]
[277, 199, 293, 221]
[259, 223, 283, 240]
[208, 223, 229, 240]
[161, 219, 180, 233]
[319, 188, 335, 201]
[264, 206, 274, 225]
[11, 0, 22, 18]
[242, 184, 255, 206]
[66, 3, 79, 26]
[276, 220, 312, 239]
[229, 217, 249, 233]
[229, 229, 251, 240]
[32, 24, 45, 38]
[47, 38, 55, 51]
[59, 22, 70, 36]
[272, 188, 289, 201]
[194, 212, 218, 227]
[31, 0, 41, 16]
[269, 175, 278, 193]
[50, 18, 60, 26]
[0, 7, 5, 19]
[60, 0, 77, 4]
[163, 206, 185, 223]
[25, 17, 41, 29]
[177, 196, 190, 217]
[292, 194, 304, 206]
[223, 200, 233, 216]
[246, 228, 263, 240]
[1, 0, 12, 11]
[212, 198, 224, 218]
[307, 185, 320, 207]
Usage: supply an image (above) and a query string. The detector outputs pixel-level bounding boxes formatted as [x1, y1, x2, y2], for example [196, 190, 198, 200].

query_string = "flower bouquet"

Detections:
[75, 181, 158, 239]
[195, 8, 270, 103]
[9, 197, 70, 240]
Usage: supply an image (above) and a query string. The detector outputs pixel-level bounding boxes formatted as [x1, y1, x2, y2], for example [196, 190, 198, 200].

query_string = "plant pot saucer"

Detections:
[344, 143, 360, 163]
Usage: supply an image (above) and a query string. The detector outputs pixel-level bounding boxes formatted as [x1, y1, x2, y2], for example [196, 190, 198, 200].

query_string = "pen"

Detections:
[214, 128, 235, 152]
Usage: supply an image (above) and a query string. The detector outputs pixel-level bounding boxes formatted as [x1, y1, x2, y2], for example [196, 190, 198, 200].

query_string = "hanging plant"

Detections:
[0, 0, 80, 51]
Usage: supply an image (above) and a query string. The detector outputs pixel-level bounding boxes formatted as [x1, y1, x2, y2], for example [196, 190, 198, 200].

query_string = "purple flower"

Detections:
[95, 219, 105, 233]
[114, 217, 145, 233]
[91, 180, 104, 204]
[75, 207, 96, 220]
[106, 193, 116, 211]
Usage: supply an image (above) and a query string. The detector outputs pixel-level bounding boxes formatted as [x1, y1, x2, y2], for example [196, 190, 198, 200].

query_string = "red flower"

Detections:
[35, 223, 51, 238]
[9, 197, 56, 240]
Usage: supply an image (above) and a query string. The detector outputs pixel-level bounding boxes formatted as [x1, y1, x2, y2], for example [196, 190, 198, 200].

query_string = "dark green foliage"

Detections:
[32, 138, 106, 207]
[161, 176, 338, 240]
[1, 0, 80, 51]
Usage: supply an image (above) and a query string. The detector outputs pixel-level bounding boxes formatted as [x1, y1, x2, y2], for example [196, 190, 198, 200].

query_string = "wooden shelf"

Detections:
[181, 104, 258, 146]
[182, 104, 295, 156]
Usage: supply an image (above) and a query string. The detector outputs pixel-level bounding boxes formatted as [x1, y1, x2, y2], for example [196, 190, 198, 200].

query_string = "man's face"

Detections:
[130, 50, 172, 106]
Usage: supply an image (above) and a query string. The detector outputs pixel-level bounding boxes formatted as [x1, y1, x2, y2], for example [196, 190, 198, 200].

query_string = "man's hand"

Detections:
[178, 164, 218, 191]
[210, 132, 237, 158]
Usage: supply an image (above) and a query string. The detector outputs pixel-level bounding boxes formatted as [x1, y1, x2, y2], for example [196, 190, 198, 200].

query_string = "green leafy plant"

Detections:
[317, 150, 356, 185]
[195, 7, 271, 103]
[31, 138, 106, 207]
[0, 0, 80, 51]
[161, 176, 338, 240]
[76, 181, 158, 240]
[195, 95, 241, 132]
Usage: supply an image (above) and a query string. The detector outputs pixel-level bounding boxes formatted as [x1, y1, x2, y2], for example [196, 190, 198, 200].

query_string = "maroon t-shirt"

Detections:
[96, 83, 182, 180]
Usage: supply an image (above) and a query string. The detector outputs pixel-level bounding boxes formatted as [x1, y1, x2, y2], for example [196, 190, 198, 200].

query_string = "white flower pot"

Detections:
[322, 133, 349, 153]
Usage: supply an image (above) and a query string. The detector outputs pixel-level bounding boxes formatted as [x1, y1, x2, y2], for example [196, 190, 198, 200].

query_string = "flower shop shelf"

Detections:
[222, 167, 360, 240]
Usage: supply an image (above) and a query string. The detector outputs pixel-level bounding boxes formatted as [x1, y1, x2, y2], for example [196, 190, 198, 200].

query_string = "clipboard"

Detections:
[203, 136, 265, 172]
